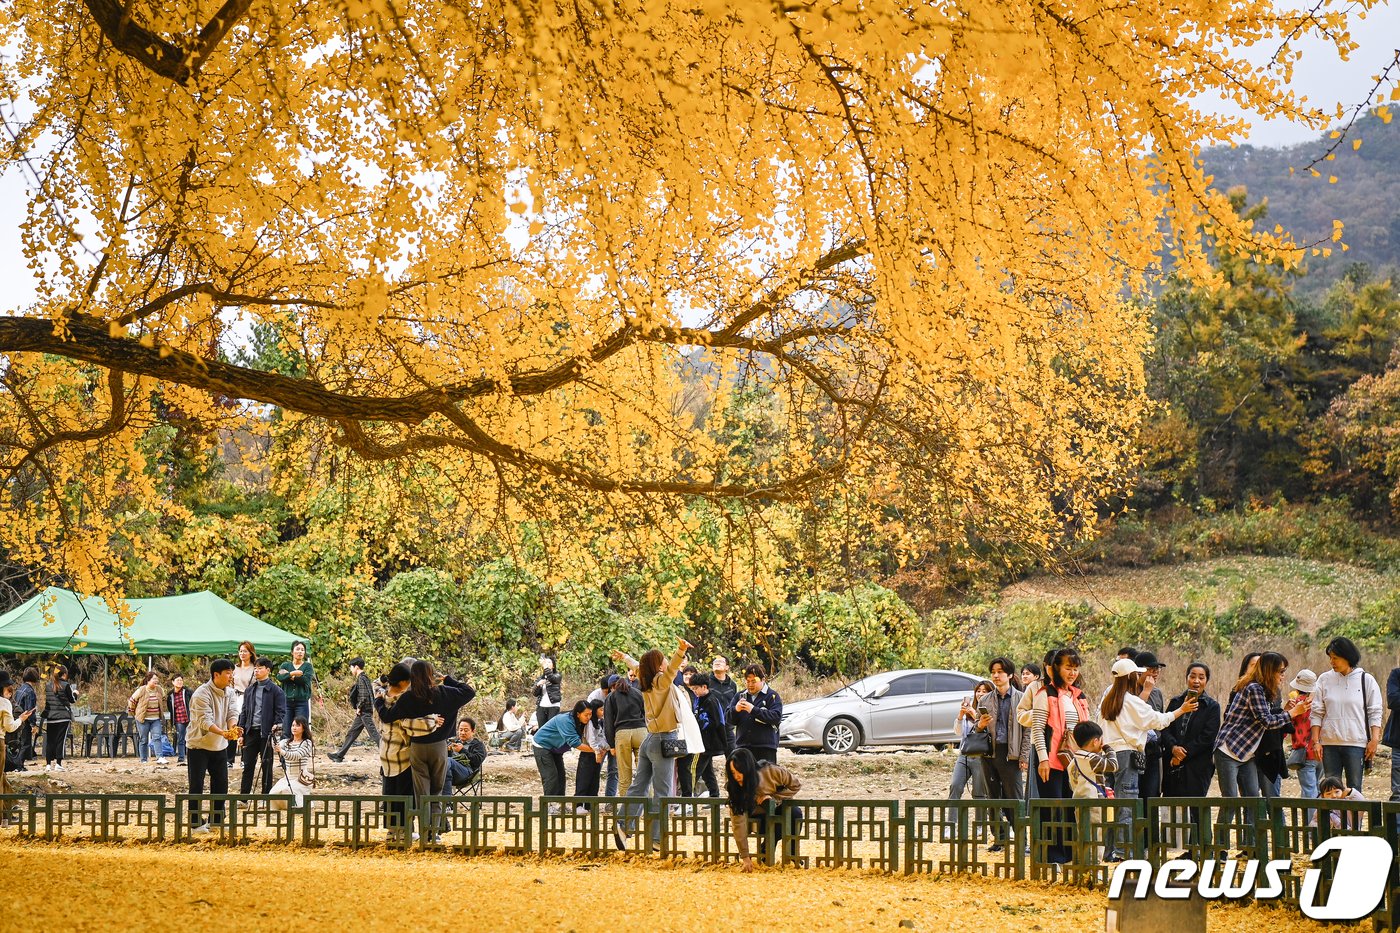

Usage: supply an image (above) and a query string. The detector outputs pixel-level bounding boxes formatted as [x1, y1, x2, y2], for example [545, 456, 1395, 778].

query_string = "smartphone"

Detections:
[1184, 688, 1202, 701]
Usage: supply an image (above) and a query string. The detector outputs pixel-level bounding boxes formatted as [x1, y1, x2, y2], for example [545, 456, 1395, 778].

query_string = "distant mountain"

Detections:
[1202, 110, 1400, 291]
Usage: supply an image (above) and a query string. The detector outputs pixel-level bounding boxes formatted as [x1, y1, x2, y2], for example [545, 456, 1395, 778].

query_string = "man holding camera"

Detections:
[238, 657, 287, 795]
[975, 656, 1025, 852]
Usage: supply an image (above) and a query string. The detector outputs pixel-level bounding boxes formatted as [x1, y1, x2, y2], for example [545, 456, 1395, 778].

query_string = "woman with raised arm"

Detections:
[613, 636, 692, 853]
[1099, 657, 1198, 862]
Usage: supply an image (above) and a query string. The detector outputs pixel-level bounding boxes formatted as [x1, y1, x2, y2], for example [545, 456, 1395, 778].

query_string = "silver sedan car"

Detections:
[779, 668, 985, 753]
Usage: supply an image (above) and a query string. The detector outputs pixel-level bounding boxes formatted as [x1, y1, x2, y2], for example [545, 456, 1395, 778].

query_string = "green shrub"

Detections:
[1318, 590, 1400, 652]
[232, 563, 330, 640]
[918, 598, 1305, 672]
[1084, 500, 1400, 570]
[786, 583, 919, 677]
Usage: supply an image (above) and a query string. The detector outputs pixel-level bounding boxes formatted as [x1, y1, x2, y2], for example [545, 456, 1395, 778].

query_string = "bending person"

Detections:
[727, 747, 803, 871]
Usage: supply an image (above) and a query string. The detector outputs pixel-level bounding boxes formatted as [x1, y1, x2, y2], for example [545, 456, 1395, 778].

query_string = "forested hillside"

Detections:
[1204, 110, 1400, 290]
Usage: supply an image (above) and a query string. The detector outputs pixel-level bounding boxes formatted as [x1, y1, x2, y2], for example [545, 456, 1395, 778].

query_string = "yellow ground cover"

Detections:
[0, 842, 1355, 932]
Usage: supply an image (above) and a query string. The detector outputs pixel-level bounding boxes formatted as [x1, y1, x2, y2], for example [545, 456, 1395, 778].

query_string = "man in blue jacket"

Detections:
[732, 664, 783, 766]
[238, 657, 287, 794]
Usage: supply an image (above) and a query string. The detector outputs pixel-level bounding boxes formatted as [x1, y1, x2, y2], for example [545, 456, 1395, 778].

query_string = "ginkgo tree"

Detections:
[0, 0, 1388, 602]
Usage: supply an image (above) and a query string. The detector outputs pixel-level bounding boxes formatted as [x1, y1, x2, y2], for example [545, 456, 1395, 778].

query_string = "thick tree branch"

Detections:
[82, 0, 254, 85]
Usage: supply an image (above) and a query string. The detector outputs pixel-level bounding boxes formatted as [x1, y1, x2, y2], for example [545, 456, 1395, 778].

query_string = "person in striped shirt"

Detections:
[1020, 647, 1092, 864]
[374, 662, 439, 843]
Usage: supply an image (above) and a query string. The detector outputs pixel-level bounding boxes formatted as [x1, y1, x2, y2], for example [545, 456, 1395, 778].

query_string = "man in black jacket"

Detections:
[238, 657, 287, 794]
[732, 664, 783, 766]
[688, 673, 732, 797]
[709, 657, 738, 739]
[330, 658, 381, 762]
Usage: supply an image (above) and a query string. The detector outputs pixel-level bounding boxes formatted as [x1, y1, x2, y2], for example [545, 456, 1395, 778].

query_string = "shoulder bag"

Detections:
[959, 729, 992, 758]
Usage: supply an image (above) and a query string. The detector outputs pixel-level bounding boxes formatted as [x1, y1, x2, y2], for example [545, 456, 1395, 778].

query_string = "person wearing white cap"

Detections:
[1099, 657, 1198, 862]
[1287, 669, 1321, 799]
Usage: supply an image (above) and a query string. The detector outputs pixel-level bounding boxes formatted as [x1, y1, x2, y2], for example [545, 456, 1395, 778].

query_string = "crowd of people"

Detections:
[3, 632, 1397, 869]
[946, 637, 1396, 862]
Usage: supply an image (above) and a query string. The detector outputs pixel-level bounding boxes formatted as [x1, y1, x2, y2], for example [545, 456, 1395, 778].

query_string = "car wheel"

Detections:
[821, 718, 861, 754]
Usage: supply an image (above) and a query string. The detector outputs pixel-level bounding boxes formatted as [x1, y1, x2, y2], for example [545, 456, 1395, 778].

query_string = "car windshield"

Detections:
[825, 676, 883, 699]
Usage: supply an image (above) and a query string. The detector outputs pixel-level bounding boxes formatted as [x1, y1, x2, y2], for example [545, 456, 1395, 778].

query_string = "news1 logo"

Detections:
[1108, 836, 1393, 920]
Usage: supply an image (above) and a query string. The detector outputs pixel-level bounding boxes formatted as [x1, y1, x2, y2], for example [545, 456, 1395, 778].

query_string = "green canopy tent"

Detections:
[0, 588, 309, 705]
[0, 588, 307, 655]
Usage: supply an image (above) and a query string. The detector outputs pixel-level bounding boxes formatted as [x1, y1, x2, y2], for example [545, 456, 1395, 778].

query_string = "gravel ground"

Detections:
[12, 740, 1395, 801]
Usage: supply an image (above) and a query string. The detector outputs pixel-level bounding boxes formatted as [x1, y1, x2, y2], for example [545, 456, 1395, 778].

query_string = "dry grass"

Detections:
[1001, 555, 1400, 632]
[0, 841, 1357, 932]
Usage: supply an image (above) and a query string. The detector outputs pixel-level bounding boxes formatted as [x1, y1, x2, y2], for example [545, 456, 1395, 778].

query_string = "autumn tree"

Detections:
[1141, 190, 1307, 503]
[0, 0, 1382, 604]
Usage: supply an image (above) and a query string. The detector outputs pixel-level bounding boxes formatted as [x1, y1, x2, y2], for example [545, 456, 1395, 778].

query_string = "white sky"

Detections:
[0, 5, 1396, 318]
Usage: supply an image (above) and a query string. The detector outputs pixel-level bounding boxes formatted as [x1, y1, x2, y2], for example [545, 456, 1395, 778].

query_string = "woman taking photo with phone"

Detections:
[613, 636, 692, 853]
[1100, 657, 1198, 862]
[1162, 662, 1221, 797]
[948, 680, 992, 800]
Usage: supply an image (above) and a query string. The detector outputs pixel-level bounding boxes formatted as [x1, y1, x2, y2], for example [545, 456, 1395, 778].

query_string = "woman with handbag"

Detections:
[1099, 658, 1197, 862]
[614, 636, 692, 852]
[949, 680, 993, 800]
[1020, 647, 1091, 864]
